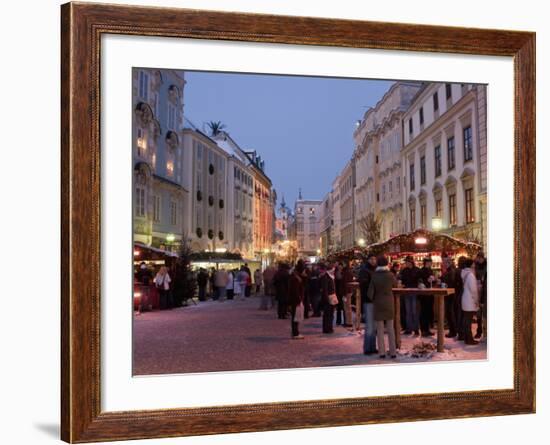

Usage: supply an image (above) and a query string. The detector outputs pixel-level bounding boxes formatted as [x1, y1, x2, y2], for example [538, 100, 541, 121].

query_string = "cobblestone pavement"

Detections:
[133, 295, 486, 375]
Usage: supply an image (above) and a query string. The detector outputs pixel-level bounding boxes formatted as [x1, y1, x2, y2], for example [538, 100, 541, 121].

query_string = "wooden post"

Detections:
[437, 294, 445, 352]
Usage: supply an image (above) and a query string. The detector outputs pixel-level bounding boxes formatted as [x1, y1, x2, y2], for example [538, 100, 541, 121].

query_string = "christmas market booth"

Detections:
[133, 242, 178, 311]
[365, 228, 483, 273]
[189, 251, 261, 276]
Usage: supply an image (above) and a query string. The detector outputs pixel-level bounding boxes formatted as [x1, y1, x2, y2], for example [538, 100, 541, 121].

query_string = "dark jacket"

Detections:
[197, 271, 208, 287]
[358, 263, 376, 305]
[342, 267, 355, 294]
[419, 266, 434, 288]
[367, 268, 398, 321]
[400, 265, 420, 288]
[319, 272, 336, 307]
[273, 268, 290, 301]
[288, 271, 305, 307]
[441, 265, 457, 293]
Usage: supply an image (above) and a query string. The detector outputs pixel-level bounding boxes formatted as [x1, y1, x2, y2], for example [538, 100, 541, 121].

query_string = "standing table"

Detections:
[392, 288, 455, 352]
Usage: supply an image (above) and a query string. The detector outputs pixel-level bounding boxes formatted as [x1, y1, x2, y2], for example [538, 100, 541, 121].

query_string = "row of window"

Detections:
[409, 125, 473, 191]
[135, 187, 178, 226]
[409, 187, 475, 230]
[408, 83, 457, 136]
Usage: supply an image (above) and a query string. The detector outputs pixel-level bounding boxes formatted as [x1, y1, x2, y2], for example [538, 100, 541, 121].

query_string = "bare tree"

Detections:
[358, 212, 382, 246]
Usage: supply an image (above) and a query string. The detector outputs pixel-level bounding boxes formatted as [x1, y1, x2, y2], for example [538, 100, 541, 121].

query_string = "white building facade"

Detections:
[293, 196, 322, 258]
[353, 81, 422, 243]
[401, 82, 487, 246]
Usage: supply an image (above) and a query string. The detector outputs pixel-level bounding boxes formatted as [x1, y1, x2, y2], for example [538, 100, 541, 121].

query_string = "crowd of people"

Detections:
[135, 250, 487, 359]
[251, 250, 487, 358]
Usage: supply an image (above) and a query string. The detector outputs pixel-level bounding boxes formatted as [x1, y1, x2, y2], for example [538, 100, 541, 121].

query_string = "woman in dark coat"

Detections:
[367, 255, 398, 358]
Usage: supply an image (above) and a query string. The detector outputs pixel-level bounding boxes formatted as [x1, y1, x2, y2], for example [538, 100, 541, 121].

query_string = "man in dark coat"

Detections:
[319, 264, 336, 333]
[441, 257, 458, 338]
[288, 260, 306, 339]
[358, 254, 378, 353]
[419, 257, 435, 337]
[400, 256, 420, 335]
[242, 263, 252, 298]
[273, 263, 290, 319]
[475, 252, 487, 339]
[196, 268, 208, 301]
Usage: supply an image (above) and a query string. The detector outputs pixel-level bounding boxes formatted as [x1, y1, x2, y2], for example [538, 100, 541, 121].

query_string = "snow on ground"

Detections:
[133, 295, 487, 375]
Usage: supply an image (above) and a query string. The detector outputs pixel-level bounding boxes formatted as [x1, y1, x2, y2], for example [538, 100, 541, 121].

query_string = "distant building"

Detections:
[319, 191, 333, 258]
[132, 68, 188, 251]
[338, 160, 356, 249]
[293, 190, 322, 258]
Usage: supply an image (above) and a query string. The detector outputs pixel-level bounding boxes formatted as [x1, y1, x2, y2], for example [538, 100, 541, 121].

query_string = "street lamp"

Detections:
[357, 238, 366, 247]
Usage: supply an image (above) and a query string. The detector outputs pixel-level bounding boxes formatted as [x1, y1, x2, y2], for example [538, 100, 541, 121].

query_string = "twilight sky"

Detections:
[182, 70, 393, 207]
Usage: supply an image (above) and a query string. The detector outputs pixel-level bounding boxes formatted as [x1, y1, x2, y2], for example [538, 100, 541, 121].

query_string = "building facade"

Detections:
[353, 81, 422, 243]
[293, 193, 322, 258]
[338, 160, 356, 249]
[133, 68, 188, 251]
[401, 82, 487, 246]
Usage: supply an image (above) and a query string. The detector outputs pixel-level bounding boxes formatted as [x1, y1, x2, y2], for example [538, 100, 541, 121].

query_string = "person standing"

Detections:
[359, 254, 378, 354]
[226, 269, 235, 300]
[236, 266, 249, 301]
[461, 258, 480, 345]
[214, 268, 228, 301]
[254, 268, 263, 295]
[441, 257, 458, 338]
[273, 263, 290, 319]
[242, 263, 252, 298]
[319, 263, 336, 333]
[263, 264, 276, 307]
[154, 266, 172, 310]
[288, 260, 306, 339]
[368, 255, 398, 359]
[334, 263, 345, 325]
[197, 268, 208, 301]
[455, 256, 467, 340]
[400, 256, 420, 336]
[308, 266, 322, 317]
[419, 257, 435, 337]
[475, 252, 487, 340]
[342, 262, 355, 327]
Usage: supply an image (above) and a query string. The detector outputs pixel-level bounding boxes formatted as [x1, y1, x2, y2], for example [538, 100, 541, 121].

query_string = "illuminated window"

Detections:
[166, 161, 174, 177]
[137, 128, 146, 157]
[435, 198, 442, 217]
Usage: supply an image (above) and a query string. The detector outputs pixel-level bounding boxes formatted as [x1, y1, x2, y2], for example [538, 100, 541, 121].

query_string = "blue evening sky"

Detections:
[182, 70, 393, 207]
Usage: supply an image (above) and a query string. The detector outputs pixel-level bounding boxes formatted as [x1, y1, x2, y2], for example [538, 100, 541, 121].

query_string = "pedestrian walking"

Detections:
[359, 254, 377, 354]
[368, 255, 398, 359]
[263, 264, 276, 307]
[288, 260, 306, 339]
[400, 256, 420, 335]
[273, 263, 290, 319]
[319, 263, 336, 333]
[154, 266, 172, 310]
[461, 258, 480, 345]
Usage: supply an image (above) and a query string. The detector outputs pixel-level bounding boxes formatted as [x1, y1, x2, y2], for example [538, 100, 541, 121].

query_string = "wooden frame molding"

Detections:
[61, 2, 535, 442]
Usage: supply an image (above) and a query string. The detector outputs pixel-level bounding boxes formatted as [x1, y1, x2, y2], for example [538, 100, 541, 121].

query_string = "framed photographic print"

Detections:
[61, 1, 535, 442]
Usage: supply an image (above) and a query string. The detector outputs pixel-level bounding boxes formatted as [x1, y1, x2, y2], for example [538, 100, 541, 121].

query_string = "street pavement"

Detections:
[133, 294, 486, 375]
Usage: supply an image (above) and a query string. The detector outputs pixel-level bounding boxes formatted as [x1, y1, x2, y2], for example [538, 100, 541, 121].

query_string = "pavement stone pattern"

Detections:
[133, 295, 487, 376]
